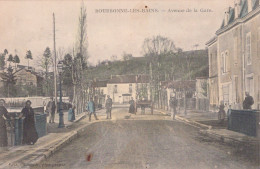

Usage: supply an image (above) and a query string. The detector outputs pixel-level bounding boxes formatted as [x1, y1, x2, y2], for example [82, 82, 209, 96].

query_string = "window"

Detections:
[221, 51, 230, 73]
[222, 84, 230, 105]
[221, 52, 225, 73]
[257, 27, 260, 59]
[246, 75, 254, 97]
[258, 76, 260, 101]
[225, 51, 230, 72]
[234, 76, 239, 103]
[129, 84, 132, 93]
[234, 37, 238, 63]
[113, 85, 117, 93]
[246, 32, 251, 65]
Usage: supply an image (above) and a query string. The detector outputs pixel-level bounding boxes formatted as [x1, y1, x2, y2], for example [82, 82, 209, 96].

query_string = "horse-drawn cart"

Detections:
[136, 100, 153, 115]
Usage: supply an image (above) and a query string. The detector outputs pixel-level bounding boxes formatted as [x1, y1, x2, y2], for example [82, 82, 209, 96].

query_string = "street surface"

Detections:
[33, 107, 259, 169]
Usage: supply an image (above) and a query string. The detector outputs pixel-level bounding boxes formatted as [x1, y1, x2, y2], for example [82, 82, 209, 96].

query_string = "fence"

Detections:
[0, 96, 70, 108]
[196, 98, 209, 112]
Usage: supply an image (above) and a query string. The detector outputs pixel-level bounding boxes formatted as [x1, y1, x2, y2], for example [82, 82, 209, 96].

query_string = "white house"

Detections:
[107, 75, 150, 103]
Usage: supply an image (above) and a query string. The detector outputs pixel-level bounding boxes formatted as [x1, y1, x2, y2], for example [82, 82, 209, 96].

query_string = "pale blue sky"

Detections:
[0, 0, 235, 66]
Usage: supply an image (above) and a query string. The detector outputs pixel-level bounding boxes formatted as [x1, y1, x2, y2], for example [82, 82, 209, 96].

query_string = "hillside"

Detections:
[86, 49, 209, 81]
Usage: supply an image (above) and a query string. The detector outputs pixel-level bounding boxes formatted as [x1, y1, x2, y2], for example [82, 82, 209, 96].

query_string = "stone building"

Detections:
[206, 0, 260, 109]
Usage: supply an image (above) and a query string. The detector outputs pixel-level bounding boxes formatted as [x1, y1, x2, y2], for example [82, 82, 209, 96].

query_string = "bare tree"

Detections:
[72, 1, 89, 114]
[142, 35, 177, 107]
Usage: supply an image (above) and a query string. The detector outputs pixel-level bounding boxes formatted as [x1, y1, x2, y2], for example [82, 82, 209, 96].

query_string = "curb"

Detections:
[66, 113, 86, 128]
[157, 109, 212, 130]
[199, 129, 260, 147]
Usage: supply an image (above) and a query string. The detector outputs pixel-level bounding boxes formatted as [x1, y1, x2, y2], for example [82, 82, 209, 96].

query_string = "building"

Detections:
[161, 80, 196, 110]
[107, 75, 150, 103]
[91, 79, 108, 106]
[206, 0, 260, 109]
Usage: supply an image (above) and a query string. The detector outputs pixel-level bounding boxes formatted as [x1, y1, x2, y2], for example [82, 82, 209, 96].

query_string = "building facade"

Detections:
[107, 75, 150, 103]
[206, 0, 260, 109]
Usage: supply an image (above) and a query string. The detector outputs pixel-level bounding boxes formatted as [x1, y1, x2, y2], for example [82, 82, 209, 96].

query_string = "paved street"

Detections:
[33, 107, 259, 169]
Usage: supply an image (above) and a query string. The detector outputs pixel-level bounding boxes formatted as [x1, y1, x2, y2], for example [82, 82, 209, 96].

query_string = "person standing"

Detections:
[68, 104, 76, 122]
[105, 95, 113, 119]
[169, 96, 177, 120]
[218, 101, 226, 124]
[0, 99, 10, 147]
[129, 97, 136, 114]
[87, 98, 98, 122]
[20, 100, 38, 145]
[47, 98, 56, 123]
[243, 92, 254, 110]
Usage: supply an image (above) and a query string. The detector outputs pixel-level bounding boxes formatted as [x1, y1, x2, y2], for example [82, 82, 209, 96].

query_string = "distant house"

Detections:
[91, 79, 108, 106]
[206, 0, 260, 109]
[161, 80, 196, 110]
[161, 80, 196, 100]
[14, 67, 44, 96]
[107, 75, 150, 103]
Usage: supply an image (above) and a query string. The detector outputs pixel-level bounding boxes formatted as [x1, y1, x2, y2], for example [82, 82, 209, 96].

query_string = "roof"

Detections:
[161, 80, 196, 90]
[91, 80, 108, 88]
[108, 75, 150, 84]
[208, 0, 259, 41]
[14, 67, 43, 78]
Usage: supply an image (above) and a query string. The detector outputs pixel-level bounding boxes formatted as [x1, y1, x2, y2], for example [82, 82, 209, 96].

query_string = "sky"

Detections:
[0, 0, 236, 66]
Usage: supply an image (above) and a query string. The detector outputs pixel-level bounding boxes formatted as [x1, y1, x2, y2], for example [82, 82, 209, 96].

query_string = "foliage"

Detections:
[13, 55, 20, 64]
[122, 52, 133, 61]
[0, 67, 17, 97]
[7, 54, 13, 62]
[25, 50, 33, 60]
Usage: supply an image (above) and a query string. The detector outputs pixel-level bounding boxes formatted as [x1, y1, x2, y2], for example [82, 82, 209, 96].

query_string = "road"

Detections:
[33, 107, 259, 169]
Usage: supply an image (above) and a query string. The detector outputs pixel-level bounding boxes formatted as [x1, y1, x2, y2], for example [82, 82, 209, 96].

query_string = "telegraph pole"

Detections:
[53, 13, 58, 114]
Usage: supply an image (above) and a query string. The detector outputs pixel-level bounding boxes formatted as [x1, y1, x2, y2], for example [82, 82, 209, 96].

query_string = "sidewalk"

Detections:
[157, 108, 260, 146]
[0, 109, 106, 169]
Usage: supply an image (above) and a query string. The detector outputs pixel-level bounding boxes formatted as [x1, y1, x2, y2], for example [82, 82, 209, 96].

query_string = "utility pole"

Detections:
[53, 13, 58, 114]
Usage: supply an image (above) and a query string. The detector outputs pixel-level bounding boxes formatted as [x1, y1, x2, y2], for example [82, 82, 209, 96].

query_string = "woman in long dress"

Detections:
[68, 104, 76, 122]
[0, 99, 10, 147]
[20, 100, 38, 145]
[129, 97, 136, 114]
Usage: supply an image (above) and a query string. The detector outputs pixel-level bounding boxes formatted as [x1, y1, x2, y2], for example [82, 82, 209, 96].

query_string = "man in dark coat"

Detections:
[0, 99, 10, 147]
[243, 92, 254, 110]
[47, 98, 56, 123]
[105, 95, 113, 119]
[87, 98, 99, 122]
[20, 100, 38, 145]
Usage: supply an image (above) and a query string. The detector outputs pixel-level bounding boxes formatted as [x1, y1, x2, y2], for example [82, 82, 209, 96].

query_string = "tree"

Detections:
[0, 49, 9, 70]
[72, 1, 89, 114]
[4, 49, 8, 55]
[142, 35, 177, 107]
[122, 52, 133, 61]
[25, 50, 33, 69]
[7, 54, 13, 67]
[0, 67, 17, 97]
[194, 44, 199, 50]
[111, 55, 117, 61]
[13, 54, 20, 69]
[43, 47, 52, 96]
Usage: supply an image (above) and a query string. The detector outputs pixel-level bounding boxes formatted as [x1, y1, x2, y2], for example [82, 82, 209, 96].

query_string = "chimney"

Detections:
[234, 0, 241, 18]
[248, 0, 252, 12]
[224, 7, 231, 25]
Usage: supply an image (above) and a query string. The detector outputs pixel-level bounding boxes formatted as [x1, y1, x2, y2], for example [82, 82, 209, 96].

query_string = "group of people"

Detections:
[0, 99, 39, 148]
[86, 95, 113, 122]
[45, 97, 76, 123]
